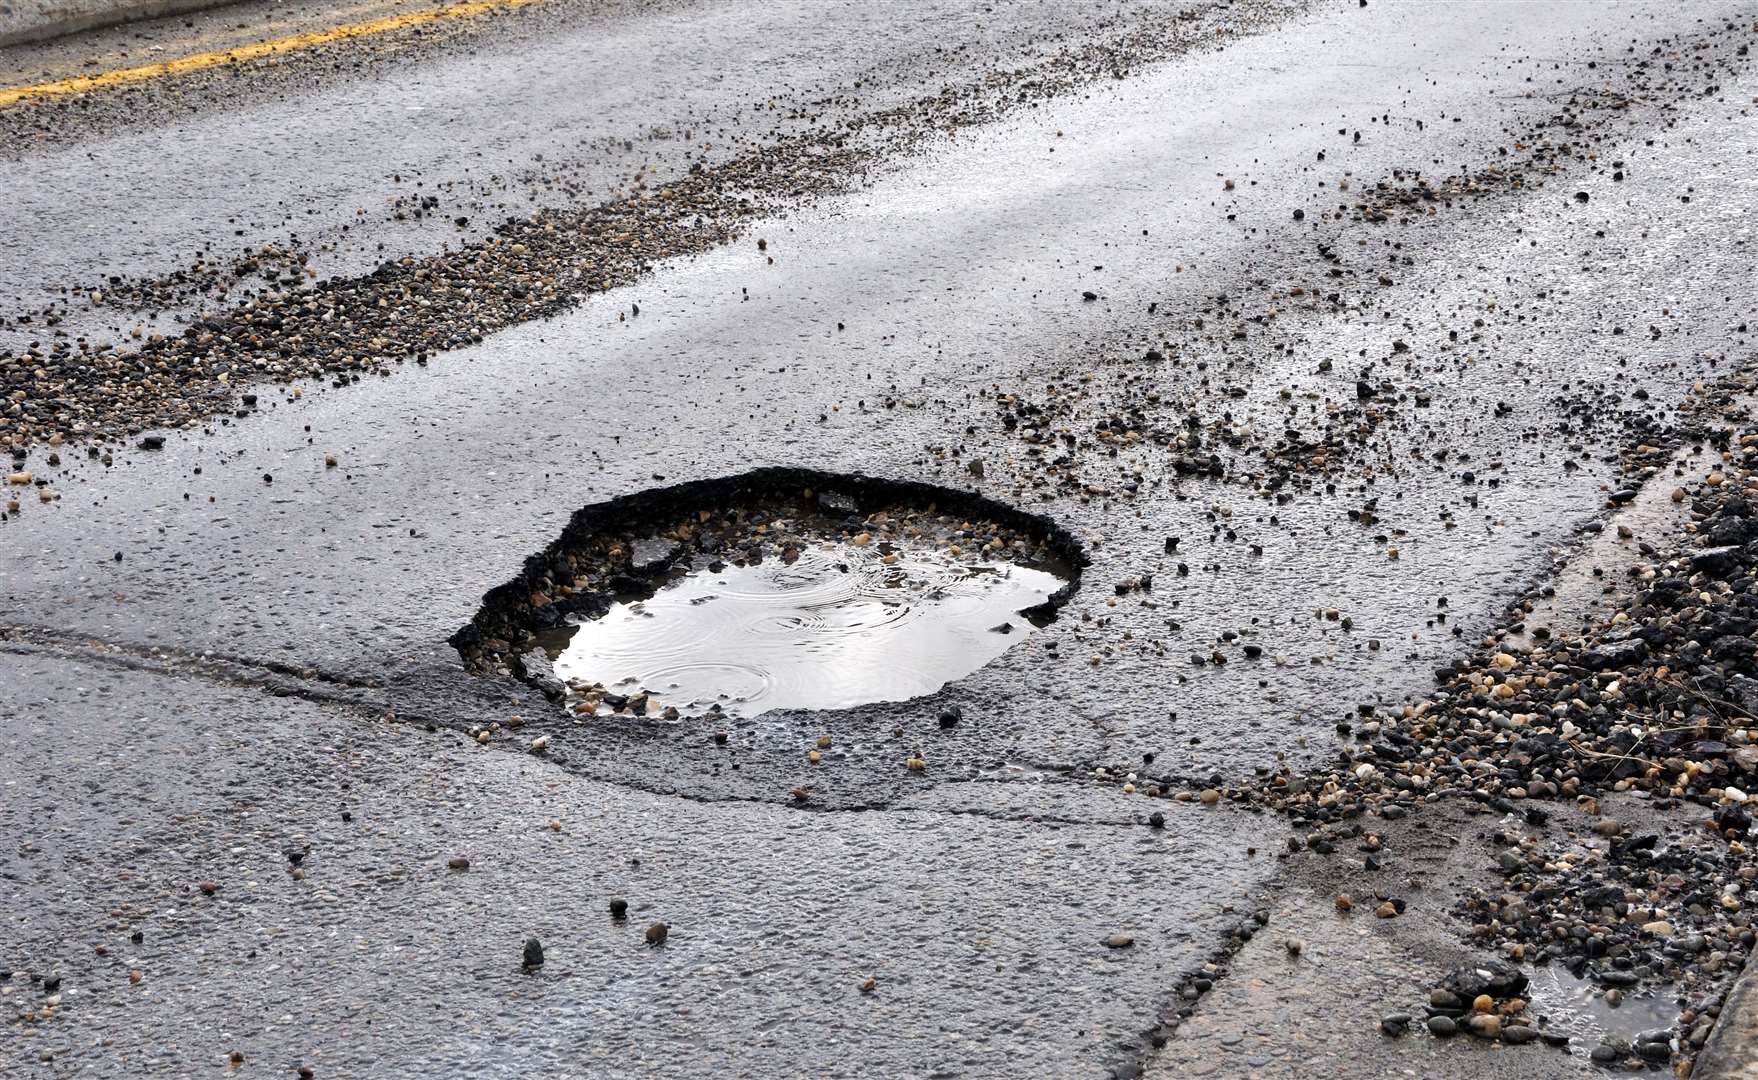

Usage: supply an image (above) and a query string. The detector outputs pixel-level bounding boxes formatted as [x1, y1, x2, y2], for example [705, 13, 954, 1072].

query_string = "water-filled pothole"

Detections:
[452, 468, 1084, 719]
[543, 532, 1065, 717]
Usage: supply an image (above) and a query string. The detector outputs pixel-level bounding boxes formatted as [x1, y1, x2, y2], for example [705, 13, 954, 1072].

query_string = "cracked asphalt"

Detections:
[4, 0, 1758, 1076]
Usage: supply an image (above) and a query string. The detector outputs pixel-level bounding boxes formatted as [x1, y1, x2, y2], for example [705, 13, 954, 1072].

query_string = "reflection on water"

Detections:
[1528, 965, 1678, 1055]
[548, 541, 1066, 716]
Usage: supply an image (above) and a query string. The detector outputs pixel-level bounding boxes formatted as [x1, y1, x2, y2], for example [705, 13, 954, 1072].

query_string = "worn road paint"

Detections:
[0, 0, 533, 108]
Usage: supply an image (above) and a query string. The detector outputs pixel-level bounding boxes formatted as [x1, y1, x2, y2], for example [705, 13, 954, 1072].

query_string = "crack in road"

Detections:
[0, 623, 384, 696]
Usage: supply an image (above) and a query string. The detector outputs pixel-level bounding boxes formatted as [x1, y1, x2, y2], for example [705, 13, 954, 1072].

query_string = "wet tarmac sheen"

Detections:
[548, 542, 1066, 716]
[5, 1, 1758, 1078]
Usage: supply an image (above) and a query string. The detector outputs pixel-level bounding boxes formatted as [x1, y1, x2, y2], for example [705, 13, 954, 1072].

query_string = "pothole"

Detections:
[452, 468, 1084, 719]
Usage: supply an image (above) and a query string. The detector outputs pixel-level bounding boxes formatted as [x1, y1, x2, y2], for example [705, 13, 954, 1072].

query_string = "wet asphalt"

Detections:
[3, 0, 1758, 1075]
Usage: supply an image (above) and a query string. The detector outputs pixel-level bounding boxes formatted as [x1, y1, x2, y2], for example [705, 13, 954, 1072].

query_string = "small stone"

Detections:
[1427, 1016, 1458, 1037]
[646, 922, 669, 946]
[609, 897, 628, 919]
[1103, 933, 1136, 949]
[1380, 1013, 1410, 1036]
[1335, 893, 1354, 912]
[1375, 901, 1400, 919]
[447, 856, 470, 870]
[860, 976, 877, 994]
[1637, 1040, 1672, 1062]
[1467, 1014, 1501, 1040]
[522, 937, 544, 970]
[1199, 788, 1220, 804]
[1503, 1025, 1537, 1045]
[1148, 811, 1165, 829]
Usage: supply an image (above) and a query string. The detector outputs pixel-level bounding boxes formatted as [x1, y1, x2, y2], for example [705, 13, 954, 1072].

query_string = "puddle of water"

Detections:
[547, 540, 1066, 717]
[1528, 965, 1678, 1055]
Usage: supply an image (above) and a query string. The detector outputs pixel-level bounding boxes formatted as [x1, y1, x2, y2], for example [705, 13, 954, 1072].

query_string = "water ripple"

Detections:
[552, 544, 1064, 716]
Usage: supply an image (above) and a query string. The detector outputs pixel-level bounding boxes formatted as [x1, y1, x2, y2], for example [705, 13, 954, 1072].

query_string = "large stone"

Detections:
[1440, 963, 1529, 1001]
[1580, 639, 1647, 671]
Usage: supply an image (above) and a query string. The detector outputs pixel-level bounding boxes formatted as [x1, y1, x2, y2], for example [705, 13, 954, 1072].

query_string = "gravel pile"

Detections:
[1162, 450, 1758, 1072]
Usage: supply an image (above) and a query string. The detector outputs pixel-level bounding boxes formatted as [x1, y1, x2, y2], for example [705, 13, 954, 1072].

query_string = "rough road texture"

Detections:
[4, 0, 1758, 1077]
[0, 0, 239, 48]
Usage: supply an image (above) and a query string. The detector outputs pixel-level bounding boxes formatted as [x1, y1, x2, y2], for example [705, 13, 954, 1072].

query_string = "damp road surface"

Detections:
[3, 1, 1758, 1077]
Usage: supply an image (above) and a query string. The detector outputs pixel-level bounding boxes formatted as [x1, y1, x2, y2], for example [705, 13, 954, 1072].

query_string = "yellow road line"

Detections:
[0, 0, 534, 108]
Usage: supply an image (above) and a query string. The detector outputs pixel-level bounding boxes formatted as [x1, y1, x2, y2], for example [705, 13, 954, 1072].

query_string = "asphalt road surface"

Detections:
[3, 1, 1758, 1077]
